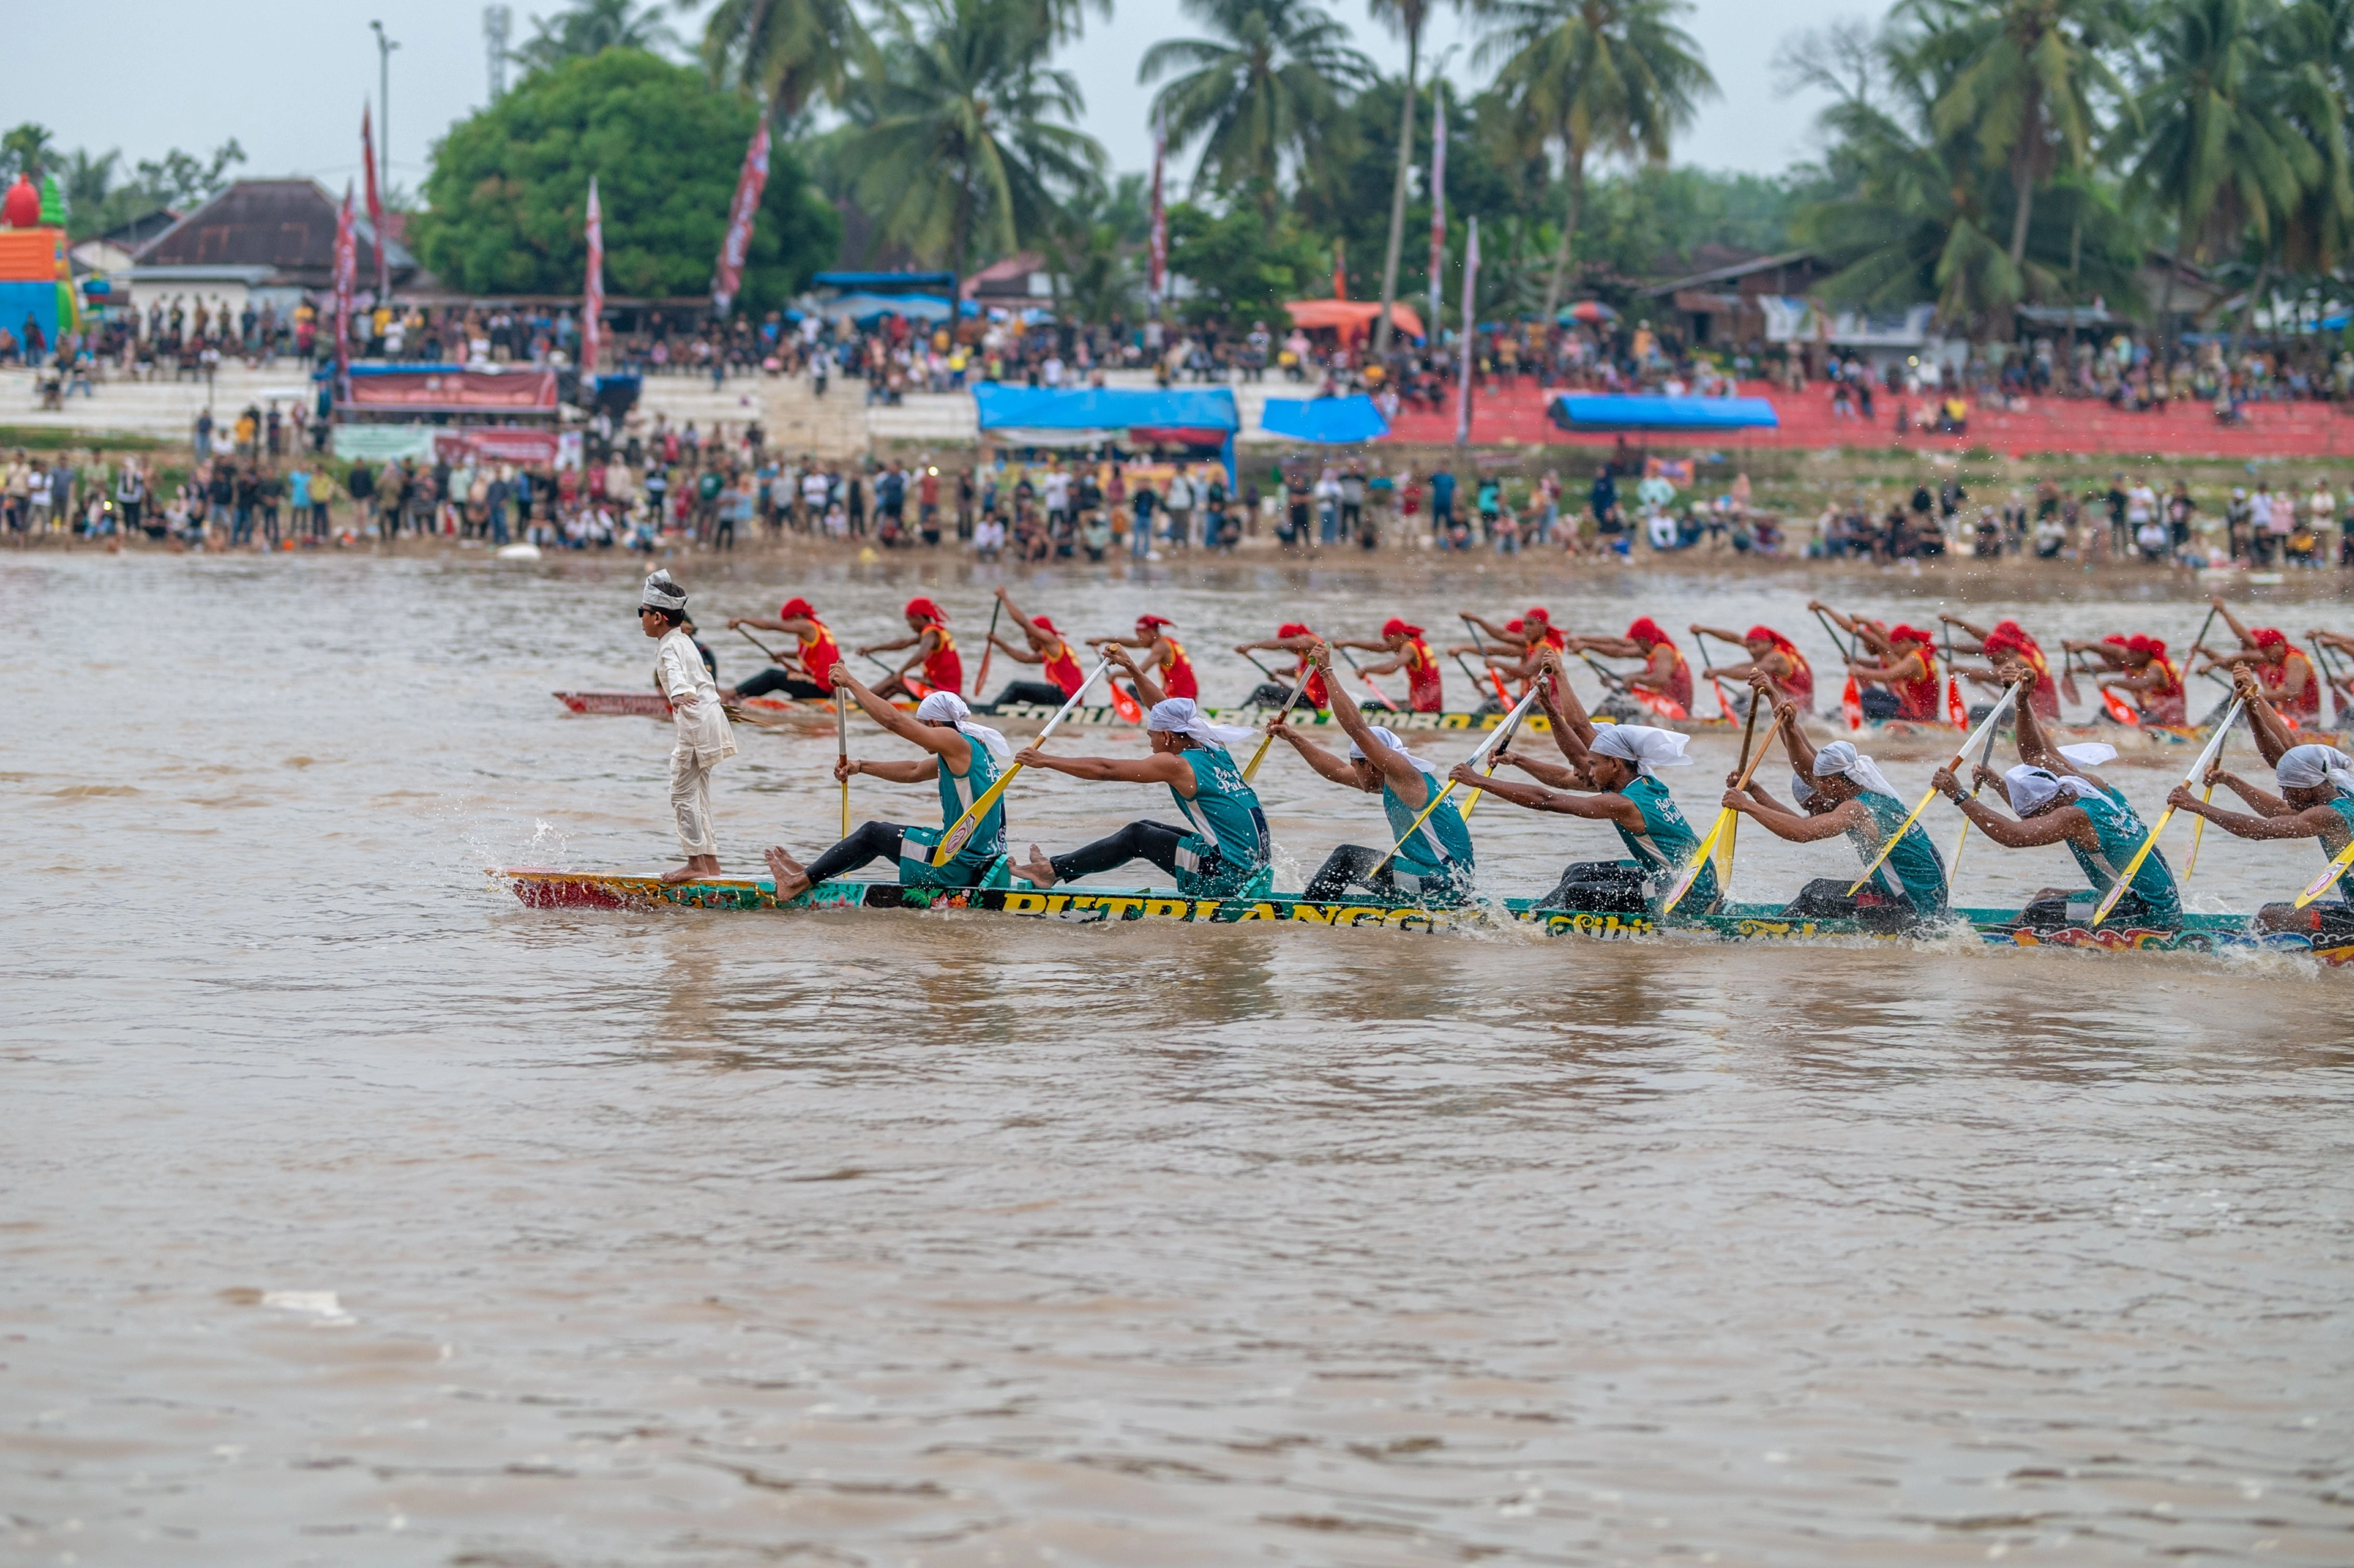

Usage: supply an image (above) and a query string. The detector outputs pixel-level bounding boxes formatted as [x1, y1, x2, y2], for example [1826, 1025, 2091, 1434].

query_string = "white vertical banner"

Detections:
[712, 120, 770, 318]
[581, 177, 604, 375]
[1455, 218, 1478, 446]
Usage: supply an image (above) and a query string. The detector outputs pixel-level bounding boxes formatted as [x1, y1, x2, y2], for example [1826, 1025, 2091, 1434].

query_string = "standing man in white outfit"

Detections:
[639, 569, 736, 883]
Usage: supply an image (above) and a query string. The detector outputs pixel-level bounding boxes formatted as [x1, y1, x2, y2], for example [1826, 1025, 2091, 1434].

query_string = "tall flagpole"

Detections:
[1148, 109, 1167, 324]
[362, 106, 388, 305]
[1427, 84, 1446, 339]
[1454, 218, 1478, 447]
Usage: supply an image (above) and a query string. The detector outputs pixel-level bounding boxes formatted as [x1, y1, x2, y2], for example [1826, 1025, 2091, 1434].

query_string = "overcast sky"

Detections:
[8, 0, 1870, 198]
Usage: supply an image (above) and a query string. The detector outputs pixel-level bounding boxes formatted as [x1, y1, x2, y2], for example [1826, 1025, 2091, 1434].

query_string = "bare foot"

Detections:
[1016, 844, 1058, 887]
[659, 862, 701, 884]
[765, 845, 812, 901]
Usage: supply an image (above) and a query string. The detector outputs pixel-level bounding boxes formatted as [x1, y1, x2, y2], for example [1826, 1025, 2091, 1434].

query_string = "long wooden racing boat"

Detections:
[496, 867, 2354, 964]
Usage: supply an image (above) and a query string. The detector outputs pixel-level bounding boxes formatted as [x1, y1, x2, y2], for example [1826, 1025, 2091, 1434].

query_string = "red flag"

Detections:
[1841, 673, 1864, 731]
[2100, 685, 2140, 726]
[581, 177, 604, 375]
[712, 120, 770, 317]
[1333, 237, 1346, 302]
[1427, 90, 1446, 335]
[332, 183, 356, 377]
[1946, 674, 1967, 727]
[1148, 111, 1167, 309]
[362, 106, 388, 301]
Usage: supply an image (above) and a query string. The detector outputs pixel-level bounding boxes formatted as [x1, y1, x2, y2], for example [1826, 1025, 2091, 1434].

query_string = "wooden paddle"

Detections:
[1379, 683, 1546, 860]
[929, 654, 1111, 866]
[1689, 627, 1740, 723]
[736, 626, 793, 667]
[835, 682, 852, 838]
[1846, 679, 2026, 897]
[1459, 667, 1552, 817]
[2058, 648, 2080, 707]
[2292, 832, 2354, 909]
[1813, 606, 1863, 731]
[1714, 683, 1764, 885]
[864, 650, 932, 699]
[972, 594, 1005, 697]
[1660, 707, 1787, 914]
[1459, 614, 1516, 707]
[1947, 694, 2010, 879]
[1241, 658, 1315, 783]
[2090, 696, 2245, 925]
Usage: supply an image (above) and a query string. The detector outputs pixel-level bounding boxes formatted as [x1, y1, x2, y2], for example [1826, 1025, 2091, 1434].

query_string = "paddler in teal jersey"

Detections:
[2166, 664, 2354, 934]
[1271, 642, 1474, 905]
[1011, 648, 1274, 899]
[1718, 674, 1950, 926]
[1453, 647, 1715, 914]
[763, 673, 1011, 903]
[1930, 672, 2182, 930]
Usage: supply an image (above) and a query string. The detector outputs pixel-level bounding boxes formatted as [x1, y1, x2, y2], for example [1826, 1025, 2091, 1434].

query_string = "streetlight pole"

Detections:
[370, 20, 400, 303]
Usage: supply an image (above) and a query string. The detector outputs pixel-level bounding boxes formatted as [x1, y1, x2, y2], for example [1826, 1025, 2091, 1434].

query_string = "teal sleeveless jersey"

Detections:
[2318, 794, 2354, 905]
[1170, 745, 1271, 895]
[891, 736, 1005, 887]
[1616, 774, 1715, 909]
[1383, 769, 1474, 882]
[1852, 787, 1949, 914]
[2066, 788, 2179, 921]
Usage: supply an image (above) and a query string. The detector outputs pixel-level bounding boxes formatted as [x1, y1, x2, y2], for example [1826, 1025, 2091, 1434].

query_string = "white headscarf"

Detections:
[2277, 743, 2354, 796]
[1589, 724, 1693, 776]
[1348, 724, 1441, 776]
[915, 691, 1011, 760]
[2058, 742, 2118, 769]
[1789, 771, 1822, 804]
[639, 567, 688, 613]
[1809, 739, 1899, 801]
[2004, 763, 2103, 815]
[1146, 697, 1258, 750]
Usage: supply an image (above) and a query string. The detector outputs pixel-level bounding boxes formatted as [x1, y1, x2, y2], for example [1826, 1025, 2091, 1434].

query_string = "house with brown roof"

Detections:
[127, 178, 423, 316]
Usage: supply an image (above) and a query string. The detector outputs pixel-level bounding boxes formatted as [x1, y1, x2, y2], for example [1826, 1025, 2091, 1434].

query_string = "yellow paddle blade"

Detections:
[2182, 784, 2215, 884]
[840, 781, 851, 840]
[932, 762, 1023, 865]
[1381, 778, 1461, 861]
[1949, 814, 1972, 880]
[2090, 805, 2175, 925]
[2293, 836, 2354, 909]
[1661, 808, 1732, 914]
[1241, 731, 1278, 783]
[1844, 785, 1939, 897]
[1714, 810, 1737, 887]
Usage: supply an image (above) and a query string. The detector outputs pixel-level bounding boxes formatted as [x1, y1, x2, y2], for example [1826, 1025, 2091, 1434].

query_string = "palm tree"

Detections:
[1901, 0, 2128, 274]
[837, 0, 1106, 302]
[1474, 0, 1715, 321]
[1140, 0, 1377, 222]
[1793, 37, 2138, 332]
[2122, 0, 2314, 341]
[1367, 0, 1440, 353]
[512, 0, 679, 71]
[690, 0, 871, 116]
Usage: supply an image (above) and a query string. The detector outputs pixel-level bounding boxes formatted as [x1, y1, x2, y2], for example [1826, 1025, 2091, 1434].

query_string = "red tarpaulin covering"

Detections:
[347, 369, 558, 411]
[434, 427, 563, 464]
[1284, 299, 1425, 339]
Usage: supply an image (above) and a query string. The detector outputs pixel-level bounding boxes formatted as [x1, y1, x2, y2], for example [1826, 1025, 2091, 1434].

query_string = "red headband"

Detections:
[1277, 622, 1313, 639]
[779, 597, 815, 620]
[1626, 617, 1668, 648]
[1382, 617, 1422, 638]
[906, 597, 947, 622]
[1137, 614, 1175, 629]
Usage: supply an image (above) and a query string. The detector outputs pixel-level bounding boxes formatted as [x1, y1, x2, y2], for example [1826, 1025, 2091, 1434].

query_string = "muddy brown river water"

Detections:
[4, 548, 2351, 1566]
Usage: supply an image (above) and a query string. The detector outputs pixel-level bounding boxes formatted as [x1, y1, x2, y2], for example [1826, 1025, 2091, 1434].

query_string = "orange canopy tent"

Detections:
[1284, 299, 1424, 340]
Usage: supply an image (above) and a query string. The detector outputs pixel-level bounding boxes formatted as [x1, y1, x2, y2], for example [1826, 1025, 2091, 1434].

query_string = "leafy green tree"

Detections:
[1165, 200, 1329, 322]
[412, 50, 839, 303]
[1, 123, 58, 183]
[834, 0, 1104, 295]
[511, 0, 681, 73]
[1474, 0, 1716, 320]
[1365, 0, 1444, 351]
[1902, 0, 2129, 272]
[2123, 0, 2315, 335]
[1141, 0, 1376, 221]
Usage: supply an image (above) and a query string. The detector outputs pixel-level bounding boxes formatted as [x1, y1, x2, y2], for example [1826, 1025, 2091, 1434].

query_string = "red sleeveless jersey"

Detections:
[921, 624, 962, 694]
[1160, 637, 1199, 700]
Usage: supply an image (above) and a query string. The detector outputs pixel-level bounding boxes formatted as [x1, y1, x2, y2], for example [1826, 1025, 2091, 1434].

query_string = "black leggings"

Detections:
[1306, 844, 1398, 900]
[1050, 820, 1187, 882]
[991, 679, 1068, 708]
[1540, 860, 1652, 912]
[734, 667, 830, 700]
[805, 820, 904, 883]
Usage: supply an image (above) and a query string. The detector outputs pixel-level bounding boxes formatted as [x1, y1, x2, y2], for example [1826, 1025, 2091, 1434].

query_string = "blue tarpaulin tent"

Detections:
[811, 271, 957, 294]
[971, 385, 1240, 483]
[1259, 394, 1389, 444]
[1548, 394, 1780, 432]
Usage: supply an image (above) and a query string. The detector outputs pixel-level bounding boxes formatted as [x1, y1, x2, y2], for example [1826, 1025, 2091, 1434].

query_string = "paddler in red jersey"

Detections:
[725, 595, 842, 701]
[1335, 618, 1446, 712]
[860, 596, 962, 698]
[1813, 604, 1939, 722]
[1103, 613, 1198, 700]
[1941, 614, 2060, 720]
[1236, 623, 1330, 709]
[1690, 622, 1813, 712]
[982, 587, 1089, 708]
[1565, 617, 1695, 719]
[2066, 631, 2190, 724]
[2196, 598, 2321, 719]
[1457, 606, 1567, 691]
